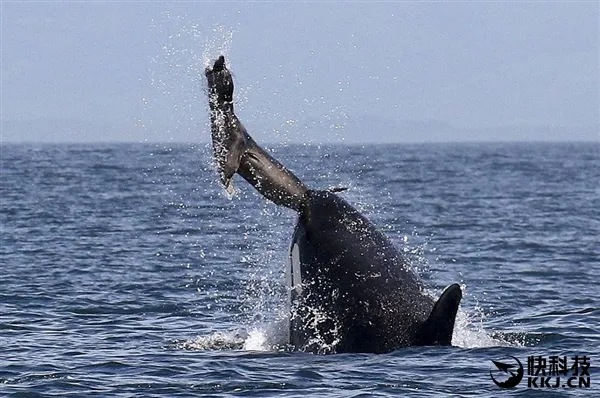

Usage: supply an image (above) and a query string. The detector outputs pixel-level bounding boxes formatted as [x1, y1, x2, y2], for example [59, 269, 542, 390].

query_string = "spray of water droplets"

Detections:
[139, 13, 236, 143]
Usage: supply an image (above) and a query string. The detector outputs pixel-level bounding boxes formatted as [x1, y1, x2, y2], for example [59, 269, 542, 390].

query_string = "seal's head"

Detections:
[205, 55, 234, 105]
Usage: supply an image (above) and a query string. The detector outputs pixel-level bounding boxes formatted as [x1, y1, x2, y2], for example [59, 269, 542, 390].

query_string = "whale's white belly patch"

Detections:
[288, 243, 303, 296]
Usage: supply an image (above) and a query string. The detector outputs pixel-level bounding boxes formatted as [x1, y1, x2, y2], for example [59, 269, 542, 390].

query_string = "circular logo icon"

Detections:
[490, 356, 524, 388]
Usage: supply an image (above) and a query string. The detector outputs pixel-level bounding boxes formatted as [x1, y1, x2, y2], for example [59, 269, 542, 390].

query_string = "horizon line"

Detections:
[2, 138, 599, 146]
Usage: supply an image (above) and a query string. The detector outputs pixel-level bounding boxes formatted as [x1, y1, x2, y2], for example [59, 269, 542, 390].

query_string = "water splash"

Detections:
[452, 308, 511, 348]
[243, 319, 290, 351]
[141, 13, 236, 142]
[176, 329, 248, 350]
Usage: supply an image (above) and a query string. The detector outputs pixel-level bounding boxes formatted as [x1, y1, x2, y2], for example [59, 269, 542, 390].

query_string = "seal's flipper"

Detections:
[205, 56, 246, 190]
[417, 283, 462, 346]
[205, 56, 308, 211]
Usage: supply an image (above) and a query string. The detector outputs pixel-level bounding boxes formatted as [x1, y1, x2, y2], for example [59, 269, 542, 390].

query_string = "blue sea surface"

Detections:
[1, 142, 598, 397]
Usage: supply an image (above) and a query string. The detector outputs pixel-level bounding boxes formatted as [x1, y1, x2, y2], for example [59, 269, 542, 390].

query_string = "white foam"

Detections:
[452, 308, 509, 348]
[178, 328, 248, 350]
[242, 327, 269, 351]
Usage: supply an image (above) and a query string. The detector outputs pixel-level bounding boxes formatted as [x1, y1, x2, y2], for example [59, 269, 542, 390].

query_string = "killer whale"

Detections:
[205, 56, 462, 354]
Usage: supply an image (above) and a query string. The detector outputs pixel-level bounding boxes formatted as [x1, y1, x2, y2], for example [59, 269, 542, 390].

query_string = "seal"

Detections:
[205, 56, 462, 354]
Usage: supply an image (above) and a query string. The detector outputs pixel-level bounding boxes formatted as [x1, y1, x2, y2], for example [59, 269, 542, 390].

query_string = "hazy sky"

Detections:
[1, 1, 599, 143]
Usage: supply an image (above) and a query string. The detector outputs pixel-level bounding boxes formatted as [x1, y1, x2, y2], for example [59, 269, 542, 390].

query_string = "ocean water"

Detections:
[1, 142, 598, 397]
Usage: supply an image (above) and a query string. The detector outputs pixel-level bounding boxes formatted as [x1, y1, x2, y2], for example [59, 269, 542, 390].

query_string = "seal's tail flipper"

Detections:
[205, 56, 308, 211]
[418, 283, 462, 345]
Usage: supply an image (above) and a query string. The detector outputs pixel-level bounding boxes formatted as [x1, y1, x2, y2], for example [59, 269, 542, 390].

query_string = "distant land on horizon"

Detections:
[1, 117, 598, 144]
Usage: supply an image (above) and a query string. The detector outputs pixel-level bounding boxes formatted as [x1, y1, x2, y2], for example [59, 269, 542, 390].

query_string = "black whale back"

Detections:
[289, 190, 436, 353]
